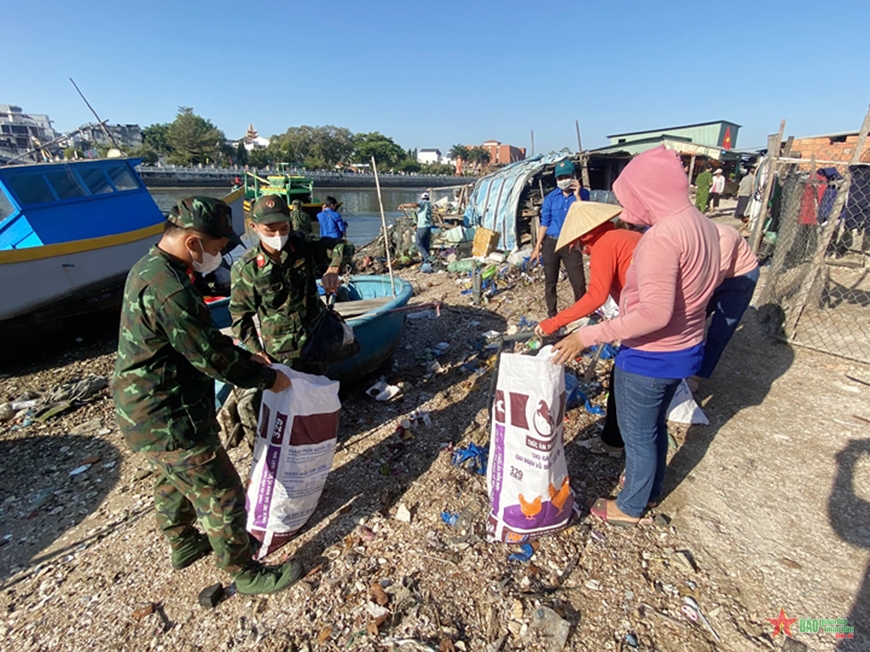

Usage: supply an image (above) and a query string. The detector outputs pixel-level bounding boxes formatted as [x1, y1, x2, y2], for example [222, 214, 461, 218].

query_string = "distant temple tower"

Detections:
[244, 123, 259, 145]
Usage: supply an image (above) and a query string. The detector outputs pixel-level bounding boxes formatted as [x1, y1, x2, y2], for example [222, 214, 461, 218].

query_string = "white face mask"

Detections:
[191, 239, 223, 274]
[556, 178, 573, 191]
[259, 233, 288, 251]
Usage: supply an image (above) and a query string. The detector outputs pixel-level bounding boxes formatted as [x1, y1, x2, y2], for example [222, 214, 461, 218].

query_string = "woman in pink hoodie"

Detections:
[552, 146, 721, 526]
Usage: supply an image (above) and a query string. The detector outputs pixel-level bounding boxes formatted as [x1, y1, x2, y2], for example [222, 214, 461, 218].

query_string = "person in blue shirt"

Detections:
[317, 196, 347, 239]
[399, 192, 433, 262]
[530, 159, 589, 318]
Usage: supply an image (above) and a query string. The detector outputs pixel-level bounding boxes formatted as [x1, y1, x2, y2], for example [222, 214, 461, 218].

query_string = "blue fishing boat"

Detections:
[0, 158, 166, 354]
[207, 275, 414, 395]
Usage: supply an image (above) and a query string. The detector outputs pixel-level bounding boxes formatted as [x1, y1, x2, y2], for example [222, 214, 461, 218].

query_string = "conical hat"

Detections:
[555, 201, 623, 251]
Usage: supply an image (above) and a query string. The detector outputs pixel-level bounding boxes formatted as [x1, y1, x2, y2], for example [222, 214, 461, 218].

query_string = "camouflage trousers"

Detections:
[146, 444, 251, 574]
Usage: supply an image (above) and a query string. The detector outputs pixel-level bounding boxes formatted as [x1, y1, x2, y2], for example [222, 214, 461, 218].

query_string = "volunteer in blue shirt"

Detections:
[399, 192, 433, 262]
[530, 159, 589, 318]
[317, 196, 347, 239]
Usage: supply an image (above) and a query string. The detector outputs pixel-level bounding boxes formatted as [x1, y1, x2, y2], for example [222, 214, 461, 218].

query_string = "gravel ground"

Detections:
[1, 218, 868, 651]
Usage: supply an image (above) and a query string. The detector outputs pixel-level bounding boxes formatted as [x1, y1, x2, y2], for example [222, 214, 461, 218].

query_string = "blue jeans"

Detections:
[415, 227, 432, 260]
[614, 367, 681, 518]
[698, 267, 759, 378]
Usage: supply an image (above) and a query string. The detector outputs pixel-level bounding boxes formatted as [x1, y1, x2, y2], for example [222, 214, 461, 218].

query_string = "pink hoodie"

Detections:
[716, 223, 758, 281]
[580, 146, 721, 352]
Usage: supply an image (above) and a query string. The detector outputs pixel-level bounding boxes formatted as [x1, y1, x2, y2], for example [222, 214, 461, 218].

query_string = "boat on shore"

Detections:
[239, 168, 338, 234]
[207, 275, 413, 395]
[0, 158, 166, 359]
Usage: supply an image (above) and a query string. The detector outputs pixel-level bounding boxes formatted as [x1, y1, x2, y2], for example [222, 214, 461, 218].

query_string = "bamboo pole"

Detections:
[371, 156, 396, 295]
[784, 104, 870, 336]
[70, 78, 123, 153]
[750, 119, 786, 253]
[575, 119, 591, 190]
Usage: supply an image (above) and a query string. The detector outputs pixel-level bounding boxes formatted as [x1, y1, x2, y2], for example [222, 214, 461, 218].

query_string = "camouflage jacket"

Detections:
[290, 209, 312, 235]
[113, 246, 277, 454]
[229, 233, 355, 364]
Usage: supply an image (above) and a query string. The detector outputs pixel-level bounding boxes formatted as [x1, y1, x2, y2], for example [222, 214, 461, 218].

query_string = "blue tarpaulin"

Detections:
[463, 151, 574, 251]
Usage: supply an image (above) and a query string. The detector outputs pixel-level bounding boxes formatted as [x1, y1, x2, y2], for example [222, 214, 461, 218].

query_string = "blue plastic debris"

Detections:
[517, 315, 538, 330]
[451, 442, 488, 475]
[564, 373, 605, 415]
[588, 343, 618, 360]
[440, 511, 459, 526]
[508, 543, 535, 562]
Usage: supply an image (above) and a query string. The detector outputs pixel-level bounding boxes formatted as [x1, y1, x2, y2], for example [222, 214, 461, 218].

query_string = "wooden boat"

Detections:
[207, 275, 413, 396]
[239, 168, 341, 234]
[0, 158, 166, 357]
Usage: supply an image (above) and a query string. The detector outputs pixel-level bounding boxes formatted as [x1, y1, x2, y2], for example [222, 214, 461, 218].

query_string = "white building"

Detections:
[417, 148, 441, 165]
[0, 104, 59, 160]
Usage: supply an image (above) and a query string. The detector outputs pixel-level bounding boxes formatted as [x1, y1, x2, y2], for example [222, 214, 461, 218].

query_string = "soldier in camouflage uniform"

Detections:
[289, 199, 312, 234]
[230, 194, 355, 367]
[112, 196, 302, 595]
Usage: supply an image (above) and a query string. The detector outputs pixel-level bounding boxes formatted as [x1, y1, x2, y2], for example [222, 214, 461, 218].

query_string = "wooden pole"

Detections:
[749, 119, 786, 252]
[575, 119, 591, 190]
[371, 156, 396, 295]
[785, 104, 870, 335]
[69, 77, 123, 153]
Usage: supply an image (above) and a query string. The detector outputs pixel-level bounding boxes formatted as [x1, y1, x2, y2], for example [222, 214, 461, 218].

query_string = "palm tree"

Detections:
[448, 144, 470, 174]
[466, 146, 491, 174]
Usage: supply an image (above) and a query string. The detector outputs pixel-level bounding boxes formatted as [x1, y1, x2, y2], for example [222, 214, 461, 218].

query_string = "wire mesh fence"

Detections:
[757, 153, 870, 364]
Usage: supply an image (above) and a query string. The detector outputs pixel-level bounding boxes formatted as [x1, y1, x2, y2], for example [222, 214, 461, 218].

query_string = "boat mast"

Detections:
[69, 78, 124, 153]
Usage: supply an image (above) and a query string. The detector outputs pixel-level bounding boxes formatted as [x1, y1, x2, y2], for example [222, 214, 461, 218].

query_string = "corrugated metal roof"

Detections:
[607, 119, 741, 138]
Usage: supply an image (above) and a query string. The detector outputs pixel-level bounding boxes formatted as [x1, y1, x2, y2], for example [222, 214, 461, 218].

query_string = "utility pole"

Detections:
[575, 119, 591, 190]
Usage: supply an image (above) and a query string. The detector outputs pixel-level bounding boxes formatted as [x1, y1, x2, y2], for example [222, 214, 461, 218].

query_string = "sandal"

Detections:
[590, 498, 641, 528]
[586, 436, 624, 458]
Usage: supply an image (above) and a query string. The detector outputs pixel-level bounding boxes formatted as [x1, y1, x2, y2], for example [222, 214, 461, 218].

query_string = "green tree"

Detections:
[248, 148, 272, 169]
[235, 142, 249, 166]
[352, 132, 406, 169]
[141, 123, 171, 154]
[129, 145, 159, 165]
[165, 107, 226, 166]
[270, 125, 354, 169]
[448, 144, 470, 173]
[399, 159, 422, 173]
[466, 146, 491, 173]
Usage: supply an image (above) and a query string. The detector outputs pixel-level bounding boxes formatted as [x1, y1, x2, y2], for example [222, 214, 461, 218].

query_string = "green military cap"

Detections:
[251, 194, 292, 224]
[168, 196, 241, 245]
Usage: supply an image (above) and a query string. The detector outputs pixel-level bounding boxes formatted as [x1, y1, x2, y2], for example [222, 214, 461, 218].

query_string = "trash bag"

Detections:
[486, 346, 575, 543]
[300, 300, 360, 366]
[666, 380, 709, 425]
[247, 364, 341, 558]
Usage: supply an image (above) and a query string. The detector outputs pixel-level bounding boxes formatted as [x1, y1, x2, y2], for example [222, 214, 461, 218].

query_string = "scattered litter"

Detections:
[674, 550, 697, 572]
[440, 511, 459, 527]
[584, 579, 601, 591]
[591, 531, 607, 543]
[564, 374, 605, 415]
[450, 443, 488, 475]
[367, 380, 402, 402]
[198, 583, 224, 608]
[624, 631, 639, 648]
[667, 380, 709, 425]
[526, 607, 570, 652]
[406, 310, 437, 320]
[10, 399, 38, 411]
[395, 504, 412, 523]
[69, 465, 91, 476]
[508, 543, 535, 563]
[131, 602, 155, 619]
[682, 596, 720, 641]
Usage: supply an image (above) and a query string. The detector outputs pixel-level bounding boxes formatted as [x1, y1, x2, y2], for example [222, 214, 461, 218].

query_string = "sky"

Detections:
[4, 0, 868, 155]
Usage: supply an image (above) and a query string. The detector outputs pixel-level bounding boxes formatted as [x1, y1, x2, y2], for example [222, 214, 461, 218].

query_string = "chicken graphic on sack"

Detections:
[548, 476, 571, 513]
[532, 399, 553, 438]
[517, 493, 542, 519]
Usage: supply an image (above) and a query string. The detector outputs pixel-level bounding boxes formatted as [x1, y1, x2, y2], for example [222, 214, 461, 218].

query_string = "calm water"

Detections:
[149, 186, 427, 247]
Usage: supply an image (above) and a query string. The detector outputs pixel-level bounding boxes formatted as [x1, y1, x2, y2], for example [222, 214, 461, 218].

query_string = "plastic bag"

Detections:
[486, 346, 575, 543]
[300, 302, 360, 366]
[666, 380, 709, 425]
[246, 364, 341, 558]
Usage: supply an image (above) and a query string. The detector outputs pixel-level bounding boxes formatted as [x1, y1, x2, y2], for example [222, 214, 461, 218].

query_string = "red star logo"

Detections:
[768, 609, 798, 638]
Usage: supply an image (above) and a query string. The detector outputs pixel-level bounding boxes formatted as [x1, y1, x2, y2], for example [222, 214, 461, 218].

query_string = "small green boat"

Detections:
[238, 166, 339, 233]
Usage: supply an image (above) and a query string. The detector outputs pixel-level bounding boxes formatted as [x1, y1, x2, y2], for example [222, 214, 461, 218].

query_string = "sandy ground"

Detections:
[1, 203, 868, 651]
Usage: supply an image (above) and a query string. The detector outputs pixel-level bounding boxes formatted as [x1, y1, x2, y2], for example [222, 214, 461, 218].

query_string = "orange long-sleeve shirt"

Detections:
[538, 225, 642, 335]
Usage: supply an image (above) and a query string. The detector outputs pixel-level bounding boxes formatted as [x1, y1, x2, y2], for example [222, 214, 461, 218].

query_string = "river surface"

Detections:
[149, 187, 428, 247]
